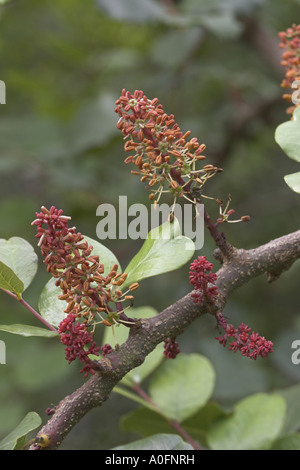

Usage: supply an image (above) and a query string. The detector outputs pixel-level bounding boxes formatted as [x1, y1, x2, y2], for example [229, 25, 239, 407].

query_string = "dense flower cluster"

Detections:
[58, 313, 100, 377]
[163, 337, 180, 359]
[278, 24, 300, 115]
[32, 206, 135, 376]
[189, 259, 272, 360]
[115, 89, 219, 204]
[189, 256, 218, 304]
[215, 313, 274, 360]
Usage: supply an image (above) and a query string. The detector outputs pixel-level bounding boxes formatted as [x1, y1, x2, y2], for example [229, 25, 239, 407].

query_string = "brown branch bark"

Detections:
[30, 228, 300, 450]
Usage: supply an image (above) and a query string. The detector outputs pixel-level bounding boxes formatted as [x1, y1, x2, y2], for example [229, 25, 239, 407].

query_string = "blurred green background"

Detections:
[0, 0, 300, 450]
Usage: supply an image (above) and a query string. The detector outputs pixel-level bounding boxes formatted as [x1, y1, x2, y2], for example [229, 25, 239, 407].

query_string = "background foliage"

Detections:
[0, 0, 300, 449]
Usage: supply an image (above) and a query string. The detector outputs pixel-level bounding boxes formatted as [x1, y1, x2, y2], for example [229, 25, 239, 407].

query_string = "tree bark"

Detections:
[30, 228, 300, 449]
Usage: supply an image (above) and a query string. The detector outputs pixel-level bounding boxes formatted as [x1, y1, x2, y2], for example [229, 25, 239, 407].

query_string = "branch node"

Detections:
[213, 243, 238, 264]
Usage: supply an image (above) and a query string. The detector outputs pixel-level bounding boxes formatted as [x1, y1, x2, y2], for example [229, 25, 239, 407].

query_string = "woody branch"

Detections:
[30, 227, 300, 449]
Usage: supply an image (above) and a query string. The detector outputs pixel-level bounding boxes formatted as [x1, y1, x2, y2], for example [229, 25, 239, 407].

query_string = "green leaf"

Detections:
[0, 261, 24, 298]
[0, 324, 58, 338]
[38, 235, 121, 327]
[102, 306, 164, 385]
[0, 412, 42, 450]
[121, 407, 176, 437]
[38, 277, 66, 328]
[0, 237, 38, 292]
[122, 218, 194, 288]
[275, 107, 300, 162]
[284, 171, 300, 194]
[112, 433, 193, 450]
[83, 235, 121, 275]
[148, 353, 215, 422]
[207, 393, 286, 450]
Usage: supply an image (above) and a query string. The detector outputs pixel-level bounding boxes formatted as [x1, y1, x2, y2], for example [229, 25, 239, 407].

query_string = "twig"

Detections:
[1, 288, 57, 332]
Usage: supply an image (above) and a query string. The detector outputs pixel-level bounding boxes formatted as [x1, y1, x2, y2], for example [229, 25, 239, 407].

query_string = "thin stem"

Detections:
[1, 288, 57, 332]
[169, 168, 233, 256]
[168, 419, 202, 450]
[133, 382, 202, 450]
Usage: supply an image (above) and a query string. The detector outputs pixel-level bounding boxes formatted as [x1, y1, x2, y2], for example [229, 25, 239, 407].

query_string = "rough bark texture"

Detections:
[30, 229, 300, 449]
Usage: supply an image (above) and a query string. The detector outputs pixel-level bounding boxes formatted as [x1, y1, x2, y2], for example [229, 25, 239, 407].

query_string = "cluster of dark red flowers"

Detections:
[58, 313, 100, 377]
[215, 313, 274, 360]
[278, 23, 300, 115]
[32, 206, 136, 377]
[188, 258, 273, 360]
[163, 337, 180, 359]
[115, 89, 219, 204]
[189, 256, 218, 305]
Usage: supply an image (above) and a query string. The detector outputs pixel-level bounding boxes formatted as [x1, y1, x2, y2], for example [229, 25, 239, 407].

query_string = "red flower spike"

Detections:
[32, 205, 135, 377]
[189, 256, 218, 305]
[115, 89, 218, 202]
[278, 24, 300, 115]
[215, 313, 273, 360]
[58, 313, 100, 377]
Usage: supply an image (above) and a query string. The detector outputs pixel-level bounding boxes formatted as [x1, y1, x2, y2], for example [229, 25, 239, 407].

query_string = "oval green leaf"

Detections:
[0, 261, 24, 298]
[207, 393, 286, 450]
[122, 218, 195, 288]
[275, 107, 300, 162]
[284, 171, 300, 194]
[0, 412, 42, 450]
[0, 237, 38, 292]
[112, 433, 193, 450]
[0, 324, 58, 338]
[148, 353, 215, 422]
